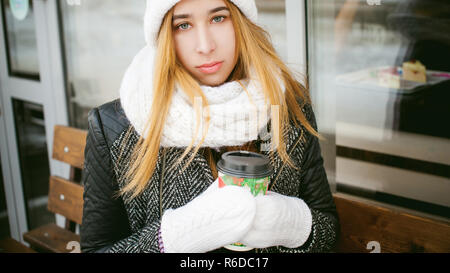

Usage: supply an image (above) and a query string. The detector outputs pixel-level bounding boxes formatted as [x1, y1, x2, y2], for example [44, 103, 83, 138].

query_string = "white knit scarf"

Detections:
[119, 45, 285, 148]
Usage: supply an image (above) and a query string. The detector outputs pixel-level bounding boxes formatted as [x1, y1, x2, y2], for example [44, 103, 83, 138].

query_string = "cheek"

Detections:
[174, 34, 195, 66]
[217, 24, 237, 63]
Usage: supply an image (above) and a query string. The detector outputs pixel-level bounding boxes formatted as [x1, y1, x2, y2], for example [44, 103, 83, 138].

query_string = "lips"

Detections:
[197, 61, 221, 68]
[197, 61, 223, 74]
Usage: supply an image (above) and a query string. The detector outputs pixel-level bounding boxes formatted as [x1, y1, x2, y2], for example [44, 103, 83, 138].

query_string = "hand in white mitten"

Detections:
[240, 191, 312, 249]
[160, 179, 256, 253]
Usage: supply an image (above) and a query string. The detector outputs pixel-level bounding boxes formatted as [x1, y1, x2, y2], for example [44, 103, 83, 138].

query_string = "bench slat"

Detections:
[52, 125, 87, 169]
[334, 195, 450, 253]
[0, 238, 37, 253]
[23, 223, 80, 253]
[48, 176, 84, 225]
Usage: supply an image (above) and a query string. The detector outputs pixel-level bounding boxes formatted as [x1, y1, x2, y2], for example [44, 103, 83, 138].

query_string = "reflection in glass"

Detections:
[308, 0, 450, 218]
[256, 0, 287, 61]
[0, 159, 11, 240]
[59, 0, 146, 129]
[1, 0, 40, 79]
[12, 99, 53, 230]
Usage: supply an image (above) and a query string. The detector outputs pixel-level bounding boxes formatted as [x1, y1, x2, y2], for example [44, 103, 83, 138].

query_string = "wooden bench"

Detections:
[21, 125, 450, 253]
[0, 238, 37, 253]
[334, 193, 450, 253]
[22, 125, 87, 253]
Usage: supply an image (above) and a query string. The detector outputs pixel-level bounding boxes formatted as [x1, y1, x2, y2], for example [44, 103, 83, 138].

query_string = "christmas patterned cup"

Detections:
[217, 151, 273, 252]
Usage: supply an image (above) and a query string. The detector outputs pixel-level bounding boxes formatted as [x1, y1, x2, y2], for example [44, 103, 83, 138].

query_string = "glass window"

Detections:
[59, 0, 287, 129]
[59, 0, 147, 129]
[1, 0, 40, 79]
[307, 0, 450, 218]
[256, 0, 287, 61]
[12, 99, 53, 230]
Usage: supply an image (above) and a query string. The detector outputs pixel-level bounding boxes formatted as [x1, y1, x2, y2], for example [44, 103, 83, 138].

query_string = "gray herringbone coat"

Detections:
[80, 99, 340, 253]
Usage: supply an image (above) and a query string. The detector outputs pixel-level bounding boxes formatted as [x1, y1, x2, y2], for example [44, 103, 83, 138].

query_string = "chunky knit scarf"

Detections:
[119, 45, 285, 148]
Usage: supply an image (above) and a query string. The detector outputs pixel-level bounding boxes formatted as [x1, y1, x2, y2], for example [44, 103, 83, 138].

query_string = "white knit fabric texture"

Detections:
[160, 181, 256, 253]
[143, 0, 258, 46]
[240, 191, 312, 249]
[119, 44, 285, 148]
[162, 76, 278, 147]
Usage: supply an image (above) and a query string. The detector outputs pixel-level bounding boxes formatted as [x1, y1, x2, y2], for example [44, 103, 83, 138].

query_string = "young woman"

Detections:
[80, 0, 340, 253]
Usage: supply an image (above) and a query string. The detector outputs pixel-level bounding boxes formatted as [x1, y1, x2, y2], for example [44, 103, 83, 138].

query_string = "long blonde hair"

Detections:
[119, 1, 320, 201]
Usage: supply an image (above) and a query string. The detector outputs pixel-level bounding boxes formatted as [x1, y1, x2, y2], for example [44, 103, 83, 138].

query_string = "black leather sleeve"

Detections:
[80, 107, 162, 253]
[80, 107, 130, 252]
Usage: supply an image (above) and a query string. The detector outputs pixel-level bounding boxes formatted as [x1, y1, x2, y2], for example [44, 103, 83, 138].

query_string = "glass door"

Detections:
[0, 0, 68, 242]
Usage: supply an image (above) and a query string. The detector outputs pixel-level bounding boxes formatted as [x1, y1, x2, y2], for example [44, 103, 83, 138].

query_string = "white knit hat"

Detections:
[144, 0, 258, 46]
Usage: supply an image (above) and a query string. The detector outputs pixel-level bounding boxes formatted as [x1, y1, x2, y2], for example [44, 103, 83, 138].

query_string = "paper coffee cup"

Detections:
[216, 151, 273, 252]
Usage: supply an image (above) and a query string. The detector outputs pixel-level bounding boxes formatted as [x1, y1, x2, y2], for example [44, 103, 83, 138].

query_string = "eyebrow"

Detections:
[172, 7, 230, 21]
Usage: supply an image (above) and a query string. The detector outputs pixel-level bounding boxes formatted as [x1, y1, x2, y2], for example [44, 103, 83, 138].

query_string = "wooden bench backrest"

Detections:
[334, 194, 450, 253]
[47, 125, 87, 226]
[47, 176, 84, 225]
[52, 125, 87, 168]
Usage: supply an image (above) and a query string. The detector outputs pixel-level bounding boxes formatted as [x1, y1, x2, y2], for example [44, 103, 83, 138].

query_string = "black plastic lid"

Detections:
[216, 151, 273, 178]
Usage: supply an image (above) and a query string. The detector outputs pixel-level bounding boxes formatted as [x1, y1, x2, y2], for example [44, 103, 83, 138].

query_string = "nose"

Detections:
[195, 25, 216, 55]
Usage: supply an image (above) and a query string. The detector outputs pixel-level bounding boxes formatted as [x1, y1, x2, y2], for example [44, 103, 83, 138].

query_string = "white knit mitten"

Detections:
[240, 191, 312, 249]
[160, 180, 256, 253]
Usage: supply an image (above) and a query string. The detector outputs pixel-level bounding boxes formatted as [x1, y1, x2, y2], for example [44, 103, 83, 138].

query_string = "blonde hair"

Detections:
[119, 1, 320, 201]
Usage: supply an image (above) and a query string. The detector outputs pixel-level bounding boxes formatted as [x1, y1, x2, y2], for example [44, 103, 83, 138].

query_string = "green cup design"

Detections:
[218, 172, 269, 196]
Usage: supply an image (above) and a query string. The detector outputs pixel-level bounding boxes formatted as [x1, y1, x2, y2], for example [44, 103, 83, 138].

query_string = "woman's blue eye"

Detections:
[175, 16, 225, 30]
[213, 16, 225, 23]
[178, 23, 190, 30]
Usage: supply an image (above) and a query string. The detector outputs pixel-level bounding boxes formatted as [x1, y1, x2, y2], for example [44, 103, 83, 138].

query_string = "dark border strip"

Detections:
[337, 145, 450, 178]
[336, 183, 450, 219]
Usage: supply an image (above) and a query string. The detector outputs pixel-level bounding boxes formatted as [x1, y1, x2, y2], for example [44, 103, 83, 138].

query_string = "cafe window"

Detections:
[59, 0, 146, 129]
[307, 0, 450, 218]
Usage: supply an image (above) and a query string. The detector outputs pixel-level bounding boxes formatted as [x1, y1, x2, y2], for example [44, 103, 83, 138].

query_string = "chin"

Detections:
[199, 75, 228, 87]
